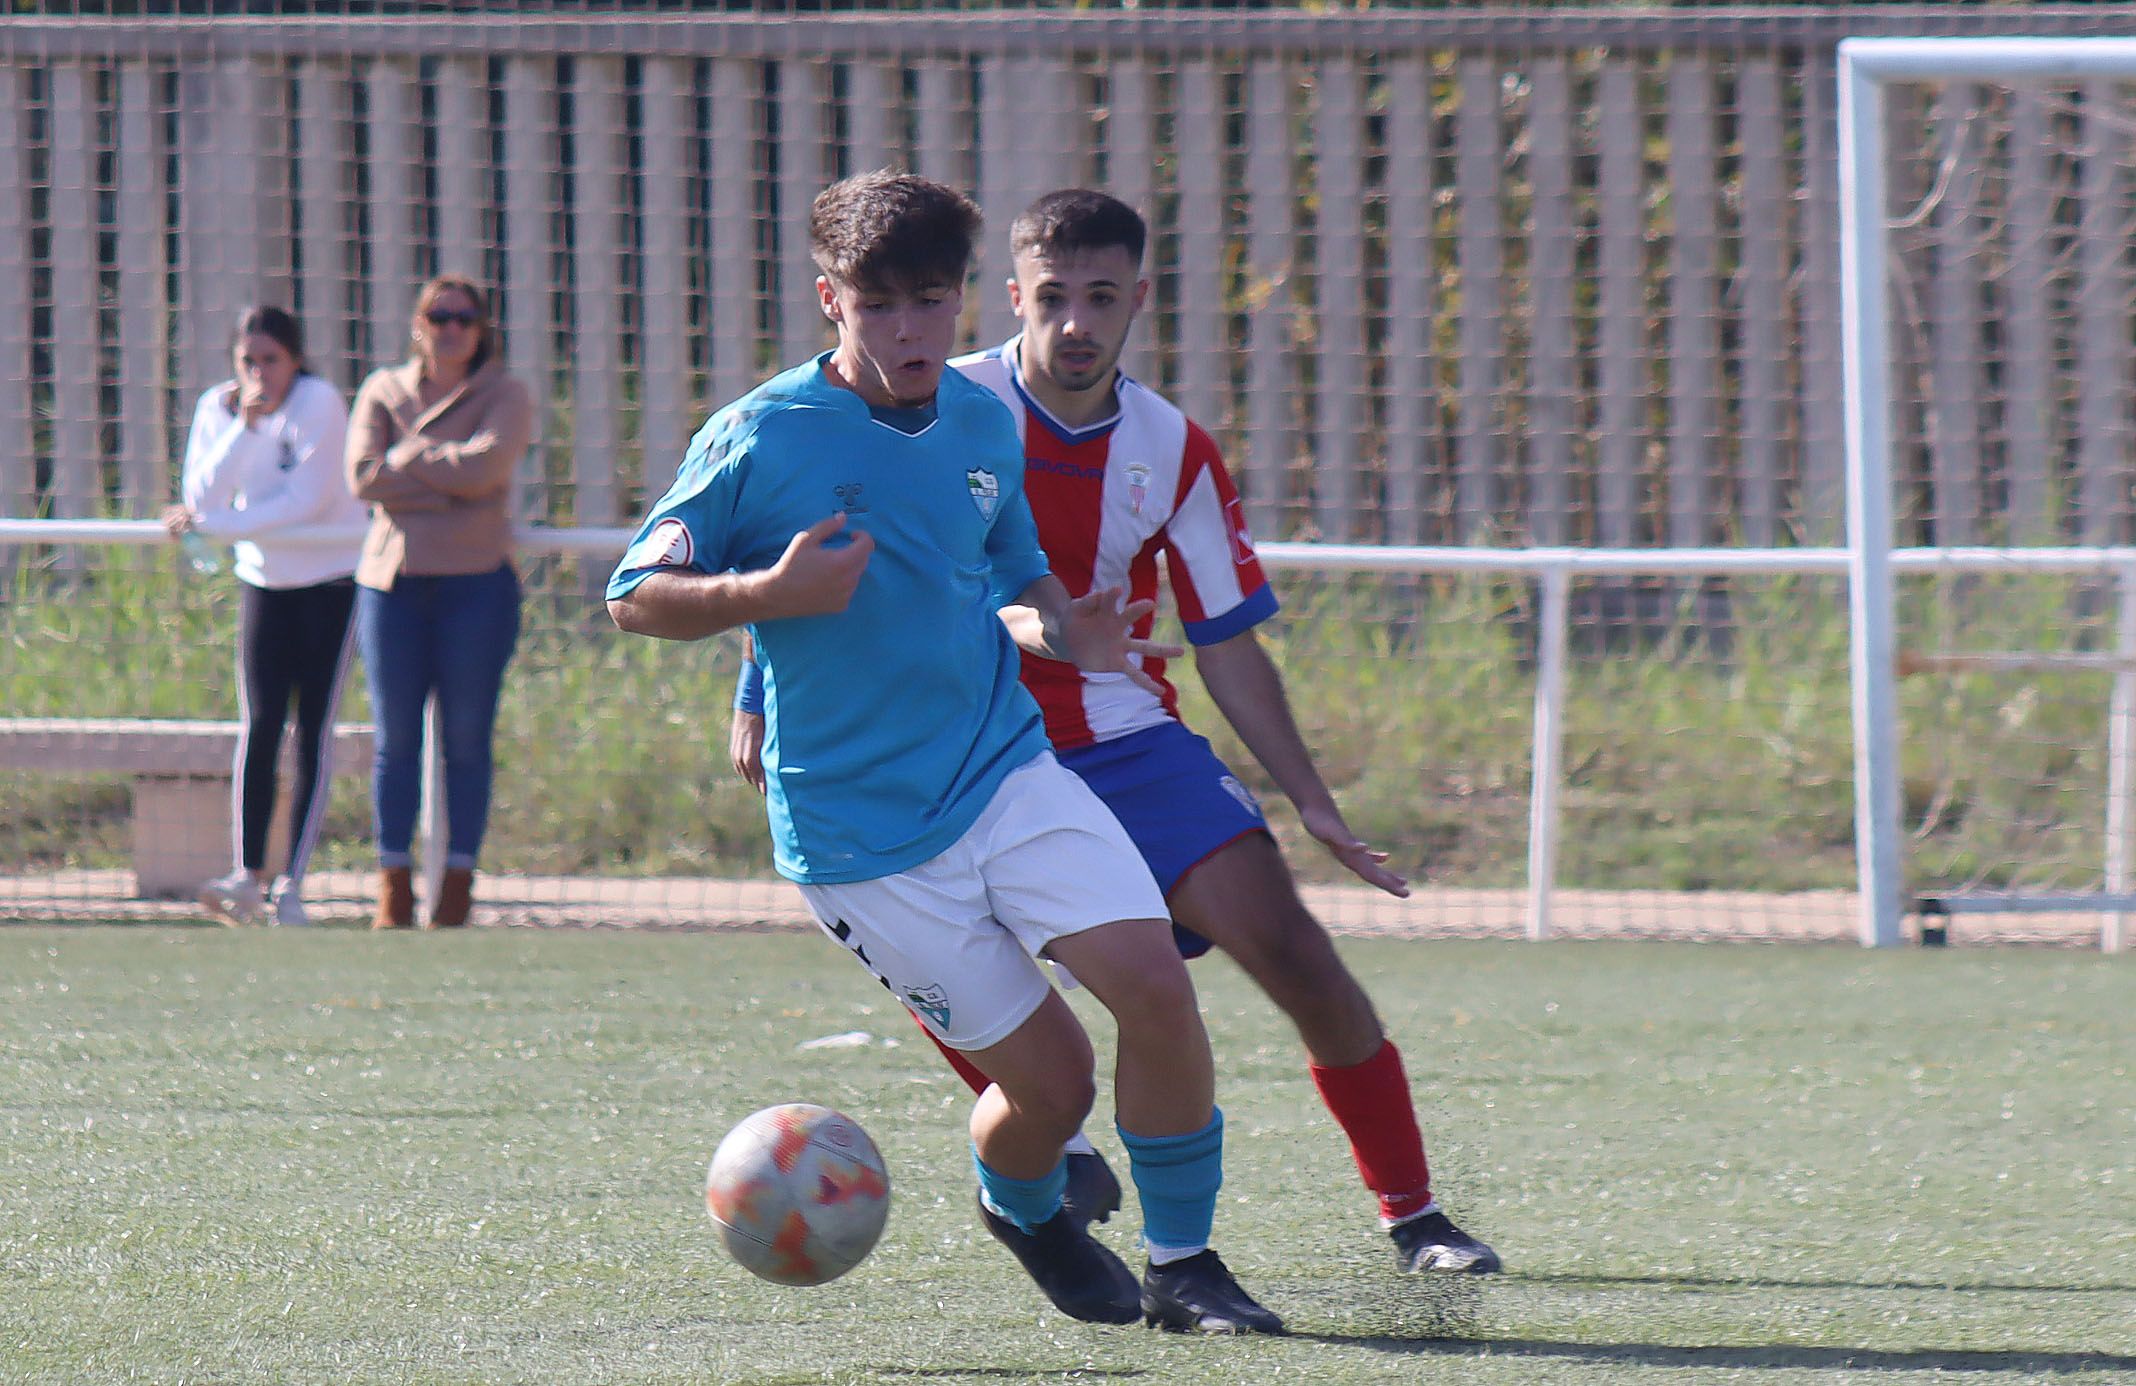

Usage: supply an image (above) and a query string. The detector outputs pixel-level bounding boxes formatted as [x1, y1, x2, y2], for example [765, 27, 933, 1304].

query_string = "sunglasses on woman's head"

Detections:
[425, 308, 480, 327]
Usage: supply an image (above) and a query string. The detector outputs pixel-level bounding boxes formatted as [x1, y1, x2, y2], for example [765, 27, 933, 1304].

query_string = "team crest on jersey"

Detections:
[622, 517, 694, 571]
[1124, 462, 1152, 517]
[966, 468, 1000, 521]
[1218, 775, 1262, 817]
[903, 983, 953, 1032]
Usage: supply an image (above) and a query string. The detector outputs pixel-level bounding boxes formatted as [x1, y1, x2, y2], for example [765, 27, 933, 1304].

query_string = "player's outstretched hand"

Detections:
[1061, 587, 1184, 698]
[1301, 802, 1411, 898]
[764, 512, 873, 619]
[730, 710, 766, 795]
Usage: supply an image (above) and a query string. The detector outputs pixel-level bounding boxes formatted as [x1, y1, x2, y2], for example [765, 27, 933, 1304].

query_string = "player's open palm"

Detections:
[1062, 587, 1182, 697]
[766, 512, 873, 618]
[1301, 802, 1411, 898]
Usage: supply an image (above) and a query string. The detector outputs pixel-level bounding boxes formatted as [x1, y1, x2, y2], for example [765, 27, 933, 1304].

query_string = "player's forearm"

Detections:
[1197, 637, 1342, 816]
[608, 568, 779, 642]
[1003, 576, 1072, 661]
[997, 602, 1054, 659]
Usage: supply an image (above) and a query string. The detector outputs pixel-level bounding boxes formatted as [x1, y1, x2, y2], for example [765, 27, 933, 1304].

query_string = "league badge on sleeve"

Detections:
[966, 468, 1000, 522]
[623, 516, 695, 572]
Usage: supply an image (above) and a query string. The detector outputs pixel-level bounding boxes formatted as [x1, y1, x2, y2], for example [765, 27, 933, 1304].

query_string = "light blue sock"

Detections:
[973, 1147, 1068, 1235]
[1119, 1108, 1224, 1253]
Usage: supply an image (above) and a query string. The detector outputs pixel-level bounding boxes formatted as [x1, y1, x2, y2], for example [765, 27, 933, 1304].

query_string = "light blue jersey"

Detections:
[608, 354, 1054, 884]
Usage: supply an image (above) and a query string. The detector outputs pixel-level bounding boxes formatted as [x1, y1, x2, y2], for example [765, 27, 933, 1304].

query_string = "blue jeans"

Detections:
[357, 564, 522, 870]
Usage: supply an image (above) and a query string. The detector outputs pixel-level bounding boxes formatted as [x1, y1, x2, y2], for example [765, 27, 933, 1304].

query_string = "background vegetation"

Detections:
[4, 547, 2124, 898]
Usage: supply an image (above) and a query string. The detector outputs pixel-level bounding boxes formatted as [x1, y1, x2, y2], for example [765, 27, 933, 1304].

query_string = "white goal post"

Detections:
[1841, 36, 2136, 952]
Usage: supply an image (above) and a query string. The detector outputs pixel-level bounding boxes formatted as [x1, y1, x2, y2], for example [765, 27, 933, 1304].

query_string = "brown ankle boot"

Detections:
[371, 867, 414, 930]
[430, 867, 475, 929]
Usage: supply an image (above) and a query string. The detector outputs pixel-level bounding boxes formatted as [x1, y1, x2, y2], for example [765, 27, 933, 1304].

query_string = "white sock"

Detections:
[1143, 1239, 1206, 1267]
[1385, 1201, 1442, 1230]
[1063, 1131, 1097, 1157]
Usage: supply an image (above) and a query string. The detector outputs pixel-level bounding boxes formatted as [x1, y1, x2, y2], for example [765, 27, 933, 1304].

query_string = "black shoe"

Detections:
[1141, 1250, 1286, 1335]
[1061, 1149, 1122, 1228]
[977, 1193, 1140, 1325]
[1391, 1210, 1502, 1274]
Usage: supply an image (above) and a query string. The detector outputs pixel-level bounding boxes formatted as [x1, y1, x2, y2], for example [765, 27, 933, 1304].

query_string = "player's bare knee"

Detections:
[996, 1066, 1096, 1136]
[1107, 964, 1202, 1044]
[1119, 941, 1198, 1004]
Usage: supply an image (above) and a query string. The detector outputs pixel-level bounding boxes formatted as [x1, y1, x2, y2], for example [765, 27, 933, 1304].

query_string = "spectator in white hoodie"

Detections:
[162, 306, 367, 927]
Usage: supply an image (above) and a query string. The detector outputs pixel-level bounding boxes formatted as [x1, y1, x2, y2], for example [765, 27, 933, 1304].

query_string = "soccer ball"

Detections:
[704, 1103, 891, 1286]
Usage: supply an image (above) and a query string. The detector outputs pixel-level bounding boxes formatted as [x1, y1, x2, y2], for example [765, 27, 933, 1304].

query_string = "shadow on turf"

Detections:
[1289, 1278, 2135, 1373]
[1289, 1333, 2136, 1376]
[890, 1372, 1147, 1381]
[1512, 1270, 2136, 1295]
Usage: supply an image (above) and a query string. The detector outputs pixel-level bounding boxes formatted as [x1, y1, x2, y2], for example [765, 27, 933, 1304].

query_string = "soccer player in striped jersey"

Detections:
[734, 188, 1500, 1276]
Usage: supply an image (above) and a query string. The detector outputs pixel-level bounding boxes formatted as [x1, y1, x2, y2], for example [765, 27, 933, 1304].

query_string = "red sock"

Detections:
[915, 1011, 993, 1096]
[1310, 1038, 1433, 1223]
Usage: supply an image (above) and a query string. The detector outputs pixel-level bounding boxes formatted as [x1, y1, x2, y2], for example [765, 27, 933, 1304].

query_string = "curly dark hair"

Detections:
[1009, 189, 1147, 267]
[808, 171, 981, 296]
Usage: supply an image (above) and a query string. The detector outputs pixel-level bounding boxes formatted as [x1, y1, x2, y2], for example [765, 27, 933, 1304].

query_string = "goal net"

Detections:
[0, 11, 2128, 948]
[1843, 37, 2136, 949]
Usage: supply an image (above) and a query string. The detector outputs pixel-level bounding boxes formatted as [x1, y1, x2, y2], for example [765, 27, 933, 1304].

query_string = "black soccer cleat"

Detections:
[1060, 1149, 1123, 1229]
[977, 1192, 1141, 1325]
[1391, 1210, 1503, 1275]
[1140, 1250, 1287, 1335]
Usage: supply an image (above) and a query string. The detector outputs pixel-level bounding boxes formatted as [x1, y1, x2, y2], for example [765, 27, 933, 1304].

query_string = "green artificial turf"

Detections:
[2, 928, 2129, 1384]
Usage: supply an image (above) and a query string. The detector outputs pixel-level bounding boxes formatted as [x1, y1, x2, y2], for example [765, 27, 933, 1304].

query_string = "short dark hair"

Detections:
[1010, 189, 1147, 266]
[809, 171, 981, 296]
[232, 305, 307, 373]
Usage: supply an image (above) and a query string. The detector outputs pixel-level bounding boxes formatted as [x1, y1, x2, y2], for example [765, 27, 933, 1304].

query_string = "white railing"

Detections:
[8, 518, 2129, 950]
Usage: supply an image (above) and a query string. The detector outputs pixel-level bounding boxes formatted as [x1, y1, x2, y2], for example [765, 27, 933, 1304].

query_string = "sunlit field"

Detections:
[3, 927, 2129, 1384]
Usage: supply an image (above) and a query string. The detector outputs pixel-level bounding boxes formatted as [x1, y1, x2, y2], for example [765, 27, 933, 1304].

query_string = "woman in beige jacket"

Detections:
[346, 275, 536, 930]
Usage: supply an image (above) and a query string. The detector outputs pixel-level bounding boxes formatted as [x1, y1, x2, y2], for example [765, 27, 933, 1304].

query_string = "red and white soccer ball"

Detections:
[704, 1103, 891, 1286]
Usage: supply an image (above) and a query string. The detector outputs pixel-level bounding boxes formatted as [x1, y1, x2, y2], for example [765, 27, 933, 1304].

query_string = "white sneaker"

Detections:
[197, 871, 263, 927]
[271, 879, 311, 928]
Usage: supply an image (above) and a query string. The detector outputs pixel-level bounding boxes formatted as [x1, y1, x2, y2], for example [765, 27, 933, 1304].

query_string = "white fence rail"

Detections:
[6, 519, 2130, 950]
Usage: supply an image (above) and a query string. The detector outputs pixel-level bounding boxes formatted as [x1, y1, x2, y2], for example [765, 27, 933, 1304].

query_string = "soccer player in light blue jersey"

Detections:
[606, 173, 1281, 1334]
[737, 188, 1501, 1279]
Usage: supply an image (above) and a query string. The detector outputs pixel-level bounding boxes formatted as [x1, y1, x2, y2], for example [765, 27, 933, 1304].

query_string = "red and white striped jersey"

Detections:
[954, 337, 1279, 751]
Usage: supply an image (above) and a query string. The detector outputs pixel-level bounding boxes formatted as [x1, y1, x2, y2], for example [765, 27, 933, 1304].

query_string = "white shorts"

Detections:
[796, 752, 1169, 1052]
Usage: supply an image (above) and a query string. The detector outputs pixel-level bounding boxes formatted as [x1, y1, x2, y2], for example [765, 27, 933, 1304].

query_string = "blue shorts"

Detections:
[1055, 721, 1269, 960]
